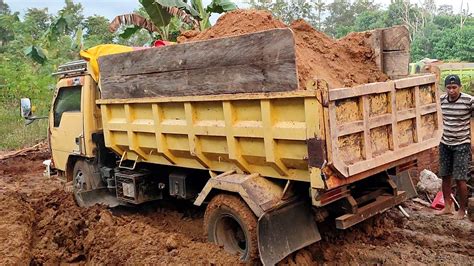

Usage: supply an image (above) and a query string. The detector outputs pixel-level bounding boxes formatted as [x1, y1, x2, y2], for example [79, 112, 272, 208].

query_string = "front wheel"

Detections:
[72, 159, 100, 207]
[204, 194, 258, 262]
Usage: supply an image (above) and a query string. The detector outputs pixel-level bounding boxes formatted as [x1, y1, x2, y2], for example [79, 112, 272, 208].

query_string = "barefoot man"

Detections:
[438, 74, 473, 219]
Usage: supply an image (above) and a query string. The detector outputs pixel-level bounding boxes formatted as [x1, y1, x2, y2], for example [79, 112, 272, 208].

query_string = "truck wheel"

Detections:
[72, 160, 99, 207]
[204, 194, 258, 262]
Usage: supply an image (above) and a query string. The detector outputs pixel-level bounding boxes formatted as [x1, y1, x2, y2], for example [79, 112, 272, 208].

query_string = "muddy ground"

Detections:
[0, 146, 472, 265]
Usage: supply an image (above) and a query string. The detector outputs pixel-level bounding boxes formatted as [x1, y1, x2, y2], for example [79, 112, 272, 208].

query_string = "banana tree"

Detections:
[110, 0, 237, 41]
[25, 14, 74, 64]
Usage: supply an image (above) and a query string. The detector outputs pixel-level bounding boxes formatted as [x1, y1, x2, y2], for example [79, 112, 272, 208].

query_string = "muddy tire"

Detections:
[72, 160, 100, 207]
[204, 194, 258, 262]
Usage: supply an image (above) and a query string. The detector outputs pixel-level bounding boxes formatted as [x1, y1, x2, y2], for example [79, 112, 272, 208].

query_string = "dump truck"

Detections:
[21, 27, 442, 265]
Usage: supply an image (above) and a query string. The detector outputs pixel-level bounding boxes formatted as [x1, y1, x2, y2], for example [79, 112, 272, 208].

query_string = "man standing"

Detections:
[437, 74, 473, 219]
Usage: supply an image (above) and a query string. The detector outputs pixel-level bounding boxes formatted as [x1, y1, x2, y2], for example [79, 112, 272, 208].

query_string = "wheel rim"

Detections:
[74, 170, 87, 194]
[215, 214, 247, 256]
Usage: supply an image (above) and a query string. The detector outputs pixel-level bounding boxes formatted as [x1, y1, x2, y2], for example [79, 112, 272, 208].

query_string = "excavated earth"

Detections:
[0, 146, 472, 264]
[179, 9, 388, 88]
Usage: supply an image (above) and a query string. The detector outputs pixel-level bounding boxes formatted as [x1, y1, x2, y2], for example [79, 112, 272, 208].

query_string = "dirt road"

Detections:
[0, 146, 472, 264]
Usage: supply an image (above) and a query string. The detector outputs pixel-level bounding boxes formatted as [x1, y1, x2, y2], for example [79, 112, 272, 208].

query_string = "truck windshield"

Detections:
[53, 86, 81, 127]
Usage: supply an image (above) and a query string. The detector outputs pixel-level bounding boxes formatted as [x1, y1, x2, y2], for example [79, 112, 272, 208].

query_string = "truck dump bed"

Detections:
[96, 29, 441, 190]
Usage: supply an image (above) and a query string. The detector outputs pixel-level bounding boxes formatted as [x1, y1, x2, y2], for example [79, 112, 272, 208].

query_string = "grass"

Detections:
[0, 102, 49, 151]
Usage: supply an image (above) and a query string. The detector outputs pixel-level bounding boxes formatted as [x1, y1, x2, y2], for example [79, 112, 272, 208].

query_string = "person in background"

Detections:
[437, 74, 473, 219]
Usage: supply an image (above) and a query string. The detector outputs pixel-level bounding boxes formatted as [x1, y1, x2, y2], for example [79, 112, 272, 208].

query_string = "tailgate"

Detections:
[324, 74, 442, 185]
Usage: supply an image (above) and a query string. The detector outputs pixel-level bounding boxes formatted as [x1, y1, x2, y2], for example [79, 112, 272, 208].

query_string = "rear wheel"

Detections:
[204, 194, 258, 262]
[72, 159, 100, 207]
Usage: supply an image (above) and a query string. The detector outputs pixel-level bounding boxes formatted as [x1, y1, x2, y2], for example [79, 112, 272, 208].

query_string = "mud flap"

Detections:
[258, 200, 321, 265]
[76, 188, 121, 208]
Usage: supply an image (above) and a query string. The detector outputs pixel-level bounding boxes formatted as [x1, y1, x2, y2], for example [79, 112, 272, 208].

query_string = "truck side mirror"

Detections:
[20, 98, 32, 118]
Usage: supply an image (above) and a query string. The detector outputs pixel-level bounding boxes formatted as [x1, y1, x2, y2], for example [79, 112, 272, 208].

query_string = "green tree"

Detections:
[0, 8, 19, 47]
[83, 15, 115, 47]
[24, 8, 51, 40]
[58, 0, 84, 35]
[110, 0, 238, 41]
[247, 0, 319, 26]
[353, 9, 387, 32]
[437, 4, 453, 15]
[324, 0, 380, 37]
[0, 0, 10, 14]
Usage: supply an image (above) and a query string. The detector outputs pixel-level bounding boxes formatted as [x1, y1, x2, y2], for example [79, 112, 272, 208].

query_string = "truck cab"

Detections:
[48, 60, 101, 179]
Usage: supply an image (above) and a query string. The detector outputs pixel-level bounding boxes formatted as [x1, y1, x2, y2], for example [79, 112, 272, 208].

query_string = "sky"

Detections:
[5, 0, 471, 20]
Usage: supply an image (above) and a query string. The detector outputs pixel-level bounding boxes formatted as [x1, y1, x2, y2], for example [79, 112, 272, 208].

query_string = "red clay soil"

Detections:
[179, 9, 388, 88]
[0, 146, 239, 265]
[1, 145, 472, 264]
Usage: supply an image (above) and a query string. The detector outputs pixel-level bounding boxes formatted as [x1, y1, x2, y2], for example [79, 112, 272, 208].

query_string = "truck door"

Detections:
[49, 84, 84, 171]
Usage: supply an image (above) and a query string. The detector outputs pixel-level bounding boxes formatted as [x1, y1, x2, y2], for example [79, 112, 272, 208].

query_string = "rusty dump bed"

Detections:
[323, 75, 442, 188]
[96, 29, 441, 192]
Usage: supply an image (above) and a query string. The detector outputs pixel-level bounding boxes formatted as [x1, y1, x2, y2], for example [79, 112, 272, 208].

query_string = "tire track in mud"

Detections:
[282, 203, 473, 265]
[0, 148, 239, 265]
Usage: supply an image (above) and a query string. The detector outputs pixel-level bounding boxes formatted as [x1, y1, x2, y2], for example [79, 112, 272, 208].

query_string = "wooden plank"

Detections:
[335, 192, 406, 229]
[0, 142, 44, 160]
[100, 29, 295, 76]
[329, 81, 393, 101]
[381, 25, 410, 51]
[367, 29, 384, 72]
[395, 74, 436, 89]
[384, 26, 409, 77]
[99, 29, 298, 99]
[383, 51, 410, 77]
[100, 63, 298, 99]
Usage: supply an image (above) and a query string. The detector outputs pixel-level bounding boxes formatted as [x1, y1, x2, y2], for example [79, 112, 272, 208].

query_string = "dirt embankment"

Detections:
[179, 9, 388, 88]
[0, 147, 239, 265]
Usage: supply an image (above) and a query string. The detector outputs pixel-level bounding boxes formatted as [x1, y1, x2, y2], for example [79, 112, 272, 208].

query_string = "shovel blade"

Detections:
[258, 200, 321, 265]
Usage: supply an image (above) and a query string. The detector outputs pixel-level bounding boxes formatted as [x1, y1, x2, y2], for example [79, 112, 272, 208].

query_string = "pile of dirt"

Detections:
[282, 202, 474, 265]
[179, 9, 388, 88]
[27, 190, 239, 265]
[0, 147, 239, 265]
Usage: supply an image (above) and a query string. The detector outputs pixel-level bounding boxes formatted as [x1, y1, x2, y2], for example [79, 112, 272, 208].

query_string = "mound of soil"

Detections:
[0, 147, 239, 265]
[179, 9, 388, 88]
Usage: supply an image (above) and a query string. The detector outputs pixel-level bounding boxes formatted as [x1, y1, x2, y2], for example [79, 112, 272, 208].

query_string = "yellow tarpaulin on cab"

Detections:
[80, 44, 133, 81]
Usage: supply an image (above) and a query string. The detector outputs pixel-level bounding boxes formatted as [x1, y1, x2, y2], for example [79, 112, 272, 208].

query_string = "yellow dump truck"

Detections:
[21, 28, 441, 264]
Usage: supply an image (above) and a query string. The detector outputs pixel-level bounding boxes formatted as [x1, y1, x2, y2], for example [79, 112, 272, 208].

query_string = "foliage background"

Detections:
[0, 0, 472, 150]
